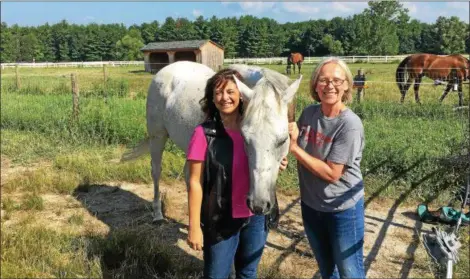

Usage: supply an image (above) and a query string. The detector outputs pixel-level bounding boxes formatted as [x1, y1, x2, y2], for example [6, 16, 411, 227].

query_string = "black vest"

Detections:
[200, 120, 279, 245]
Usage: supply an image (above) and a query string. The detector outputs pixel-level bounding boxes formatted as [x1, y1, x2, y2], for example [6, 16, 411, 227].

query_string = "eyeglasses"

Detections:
[317, 78, 346, 87]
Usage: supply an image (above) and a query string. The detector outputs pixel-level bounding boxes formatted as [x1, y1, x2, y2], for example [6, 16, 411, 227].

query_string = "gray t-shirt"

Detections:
[297, 104, 365, 212]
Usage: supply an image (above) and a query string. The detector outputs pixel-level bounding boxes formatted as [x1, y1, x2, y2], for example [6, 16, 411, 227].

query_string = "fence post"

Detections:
[71, 73, 79, 121]
[103, 64, 108, 82]
[103, 64, 108, 100]
[15, 64, 21, 90]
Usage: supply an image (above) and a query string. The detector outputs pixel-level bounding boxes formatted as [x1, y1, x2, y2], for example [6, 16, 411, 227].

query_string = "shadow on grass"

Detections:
[73, 183, 203, 279]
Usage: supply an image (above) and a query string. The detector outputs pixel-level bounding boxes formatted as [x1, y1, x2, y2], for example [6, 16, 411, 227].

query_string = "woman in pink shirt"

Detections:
[186, 68, 287, 279]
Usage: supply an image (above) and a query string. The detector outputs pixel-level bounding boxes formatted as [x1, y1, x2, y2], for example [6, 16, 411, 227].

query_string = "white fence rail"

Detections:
[1, 61, 144, 69]
[2, 55, 469, 69]
[224, 55, 413, 65]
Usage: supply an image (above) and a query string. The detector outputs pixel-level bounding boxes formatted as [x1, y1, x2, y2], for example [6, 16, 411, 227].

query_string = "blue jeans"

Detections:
[203, 215, 268, 279]
[301, 198, 365, 279]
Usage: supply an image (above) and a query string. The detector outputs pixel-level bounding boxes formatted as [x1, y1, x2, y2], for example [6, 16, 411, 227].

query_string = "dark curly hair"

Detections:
[199, 68, 245, 122]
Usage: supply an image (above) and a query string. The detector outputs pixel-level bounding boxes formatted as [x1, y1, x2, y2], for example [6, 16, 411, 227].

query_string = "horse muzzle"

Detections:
[247, 198, 272, 215]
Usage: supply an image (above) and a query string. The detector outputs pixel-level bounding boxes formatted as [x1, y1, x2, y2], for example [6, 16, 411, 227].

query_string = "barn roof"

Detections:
[141, 40, 223, 51]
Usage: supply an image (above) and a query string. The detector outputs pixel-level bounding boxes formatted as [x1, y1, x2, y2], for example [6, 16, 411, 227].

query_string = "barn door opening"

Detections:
[174, 51, 196, 62]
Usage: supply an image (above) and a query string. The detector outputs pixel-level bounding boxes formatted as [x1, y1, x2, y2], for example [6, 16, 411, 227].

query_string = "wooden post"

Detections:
[15, 65, 21, 90]
[103, 64, 108, 99]
[71, 73, 79, 120]
[103, 64, 108, 82]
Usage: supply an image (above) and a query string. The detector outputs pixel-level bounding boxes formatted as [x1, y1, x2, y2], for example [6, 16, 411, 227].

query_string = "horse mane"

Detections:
[243, 68, 290, 124]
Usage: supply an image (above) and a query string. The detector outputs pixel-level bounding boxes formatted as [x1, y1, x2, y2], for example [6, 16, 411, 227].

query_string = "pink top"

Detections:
[187, 125, 253, 218]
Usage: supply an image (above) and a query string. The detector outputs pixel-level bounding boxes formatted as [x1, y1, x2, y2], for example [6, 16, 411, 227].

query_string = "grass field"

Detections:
[1, 63, 469, 278]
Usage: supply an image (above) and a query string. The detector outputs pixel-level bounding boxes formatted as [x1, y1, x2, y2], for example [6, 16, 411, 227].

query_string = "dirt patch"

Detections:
[0, 155, 52, 186]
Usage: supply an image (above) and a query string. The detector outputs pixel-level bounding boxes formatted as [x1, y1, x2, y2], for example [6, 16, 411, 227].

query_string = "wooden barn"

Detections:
[141, 40, 224, 73]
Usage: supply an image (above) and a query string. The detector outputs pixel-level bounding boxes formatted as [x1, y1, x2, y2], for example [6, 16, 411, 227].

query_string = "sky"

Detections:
[1, 1, 469, 27]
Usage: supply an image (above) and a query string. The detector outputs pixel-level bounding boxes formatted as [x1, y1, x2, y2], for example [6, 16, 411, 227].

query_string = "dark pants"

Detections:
[301, 198, 365, 279]
[203, 215, 268, 279]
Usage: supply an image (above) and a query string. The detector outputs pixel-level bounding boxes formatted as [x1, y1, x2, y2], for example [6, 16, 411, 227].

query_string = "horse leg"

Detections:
[400, 79, 412, 103]
[149, 133, 168, 222]
[414, 76, 422, 104]
[458, 81, 463, 106]
[439, 83, 453, 104]
[298, 62, 301, 74]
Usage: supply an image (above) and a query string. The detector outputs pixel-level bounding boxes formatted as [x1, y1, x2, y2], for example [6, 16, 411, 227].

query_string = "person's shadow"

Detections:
[73, 183, 203, 279]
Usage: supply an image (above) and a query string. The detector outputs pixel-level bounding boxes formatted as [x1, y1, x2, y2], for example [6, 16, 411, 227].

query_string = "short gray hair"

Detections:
[310, 57, 354, 103]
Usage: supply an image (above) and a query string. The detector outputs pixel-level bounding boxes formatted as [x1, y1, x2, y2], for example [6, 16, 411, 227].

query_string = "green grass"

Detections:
[1, 63, 469, 278]
[1, 224, 102, 278]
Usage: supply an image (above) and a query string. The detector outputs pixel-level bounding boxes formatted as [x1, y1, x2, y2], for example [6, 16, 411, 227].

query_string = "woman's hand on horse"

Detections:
[279, 157, 288, 171]
[288, 122, 299, 152]
[187, 225, 203, 251]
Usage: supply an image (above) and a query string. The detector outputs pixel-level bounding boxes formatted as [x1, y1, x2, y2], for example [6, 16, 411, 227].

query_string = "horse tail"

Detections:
[120, 138, 150, 162]
[396, 55, 412, 92]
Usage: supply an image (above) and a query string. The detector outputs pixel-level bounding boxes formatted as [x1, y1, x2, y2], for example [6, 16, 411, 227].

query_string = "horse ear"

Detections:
[233, 75, 254, 101]
[283, 75, 302, 104]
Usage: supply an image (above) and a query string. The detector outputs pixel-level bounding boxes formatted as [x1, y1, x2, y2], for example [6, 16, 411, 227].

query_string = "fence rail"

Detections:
[2, 55, 469, 68]
[1, 61, 144, 69]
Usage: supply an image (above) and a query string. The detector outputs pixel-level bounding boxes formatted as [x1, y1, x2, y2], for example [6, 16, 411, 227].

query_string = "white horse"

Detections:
[123, 61, 302, 221]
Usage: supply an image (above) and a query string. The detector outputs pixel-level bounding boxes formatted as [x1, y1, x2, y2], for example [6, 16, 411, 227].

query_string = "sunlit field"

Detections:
[1, 62, 468, 278]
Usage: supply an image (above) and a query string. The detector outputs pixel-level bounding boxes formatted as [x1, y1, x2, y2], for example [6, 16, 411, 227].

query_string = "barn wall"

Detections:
[201, 43, 224, 71]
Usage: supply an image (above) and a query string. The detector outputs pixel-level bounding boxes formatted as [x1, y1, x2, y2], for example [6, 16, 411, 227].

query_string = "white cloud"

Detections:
[192, 9, 202, 17]
[402, 2, 417, 14]
[282, 2, 319, 14]
[331, 2, 353, 13]
[238, 2, 275, 13]
[83, 16, 95, 21]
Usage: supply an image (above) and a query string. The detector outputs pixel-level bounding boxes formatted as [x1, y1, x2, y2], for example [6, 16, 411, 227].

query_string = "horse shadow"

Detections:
[73, 183, 203, 279]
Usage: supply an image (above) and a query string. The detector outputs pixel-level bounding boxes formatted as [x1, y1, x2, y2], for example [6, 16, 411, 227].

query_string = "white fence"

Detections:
[224, 55, 414, 65]
[1, 61, 144, 69]
[2, 55, 469, 69]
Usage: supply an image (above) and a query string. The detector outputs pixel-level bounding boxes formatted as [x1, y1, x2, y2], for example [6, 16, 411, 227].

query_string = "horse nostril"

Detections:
[266, 202, 271, 212]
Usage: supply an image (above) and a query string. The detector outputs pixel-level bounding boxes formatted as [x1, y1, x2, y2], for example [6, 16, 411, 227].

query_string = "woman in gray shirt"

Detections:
[288, 57, 365, 279]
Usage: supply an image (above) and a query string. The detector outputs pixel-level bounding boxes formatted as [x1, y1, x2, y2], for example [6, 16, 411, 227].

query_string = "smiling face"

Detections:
[315, 62, 349, 106]
[213, 80, 241, 117]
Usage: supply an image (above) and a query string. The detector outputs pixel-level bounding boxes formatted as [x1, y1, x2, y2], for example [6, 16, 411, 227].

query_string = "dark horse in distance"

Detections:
[396, 53, 470, 106]
[286, 52, 304, 75]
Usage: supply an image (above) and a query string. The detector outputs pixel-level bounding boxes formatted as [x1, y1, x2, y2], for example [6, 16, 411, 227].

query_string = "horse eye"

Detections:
[276, 137, 288, 147]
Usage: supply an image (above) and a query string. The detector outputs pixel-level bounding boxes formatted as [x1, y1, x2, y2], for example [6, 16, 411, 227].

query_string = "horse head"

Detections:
[232, 68, 302, 215]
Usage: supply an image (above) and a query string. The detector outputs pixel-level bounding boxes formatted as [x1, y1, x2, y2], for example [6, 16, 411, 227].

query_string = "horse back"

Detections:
[147, 61, 214, 151]
[428, 55, 469, 80]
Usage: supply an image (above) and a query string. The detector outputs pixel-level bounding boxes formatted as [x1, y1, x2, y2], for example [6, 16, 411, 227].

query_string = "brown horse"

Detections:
[286, 52, 304, 75]
[396, 53, 470, 106]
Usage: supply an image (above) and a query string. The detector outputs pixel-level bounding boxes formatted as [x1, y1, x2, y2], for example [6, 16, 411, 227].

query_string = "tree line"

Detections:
[1, 1, 469, 63]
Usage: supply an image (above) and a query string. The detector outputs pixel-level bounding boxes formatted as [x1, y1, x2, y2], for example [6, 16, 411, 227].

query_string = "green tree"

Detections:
[435, 16, 467, 54]
[0, 22, 15, 62]
[20, 32, 41, 62]
[194, 16, 211, 39]
[116, 29, 144, 60]
[36, 23, 55, 62]
[158, 17, 177, 41]
[52, 20, 71, 61]
[322, 34, 344, 55]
